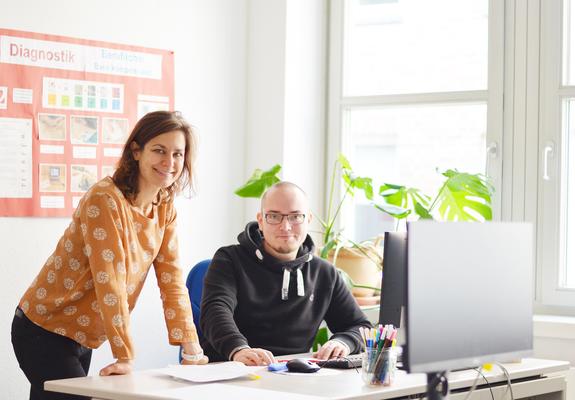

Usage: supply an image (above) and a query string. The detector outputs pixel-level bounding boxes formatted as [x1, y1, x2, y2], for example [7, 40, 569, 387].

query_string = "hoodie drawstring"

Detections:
[282, 266, 307, 300]
[282, 269, 290, 300]
[296, 269, 305, 297]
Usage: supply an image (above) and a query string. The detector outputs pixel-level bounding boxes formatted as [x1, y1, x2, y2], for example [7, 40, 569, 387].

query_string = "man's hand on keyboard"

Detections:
[315, 339, 350, 360]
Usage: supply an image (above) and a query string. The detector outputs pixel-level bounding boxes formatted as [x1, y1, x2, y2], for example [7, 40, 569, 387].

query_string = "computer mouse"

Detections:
[286, 358, 320, 373]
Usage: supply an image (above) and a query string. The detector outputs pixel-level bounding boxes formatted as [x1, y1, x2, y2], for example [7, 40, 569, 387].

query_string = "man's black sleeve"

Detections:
[323, 270, 372, 353]
[200, 248, 249, 359]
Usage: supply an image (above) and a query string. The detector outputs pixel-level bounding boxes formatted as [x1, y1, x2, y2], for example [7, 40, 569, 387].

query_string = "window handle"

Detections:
[543, 142, 555, 181]
[485, 142, 497, 175]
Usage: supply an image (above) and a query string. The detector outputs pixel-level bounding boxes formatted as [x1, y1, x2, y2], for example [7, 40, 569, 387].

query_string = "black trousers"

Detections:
[11, 307, 93, 400]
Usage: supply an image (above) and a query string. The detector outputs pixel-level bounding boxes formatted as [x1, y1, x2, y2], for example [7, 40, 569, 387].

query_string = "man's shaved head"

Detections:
[260, 181, 308, 211]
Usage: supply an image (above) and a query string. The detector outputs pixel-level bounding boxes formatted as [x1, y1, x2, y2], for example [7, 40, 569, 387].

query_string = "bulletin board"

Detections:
[0, 28, 174, 217]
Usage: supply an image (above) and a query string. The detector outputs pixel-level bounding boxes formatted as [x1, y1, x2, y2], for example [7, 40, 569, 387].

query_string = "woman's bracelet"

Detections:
[181, 348, 204, 362]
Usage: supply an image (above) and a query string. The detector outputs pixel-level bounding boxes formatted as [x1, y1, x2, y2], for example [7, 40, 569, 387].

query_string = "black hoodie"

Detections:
[200, 222, 371, 361]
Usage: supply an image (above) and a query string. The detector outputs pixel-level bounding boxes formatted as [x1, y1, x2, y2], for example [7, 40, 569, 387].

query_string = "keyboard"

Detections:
[317, 354, 363, 369]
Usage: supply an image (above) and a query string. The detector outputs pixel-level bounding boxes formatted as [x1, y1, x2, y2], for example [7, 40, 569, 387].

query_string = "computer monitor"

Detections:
[379, 231, 407, 328]
[404, 222, 533, 379]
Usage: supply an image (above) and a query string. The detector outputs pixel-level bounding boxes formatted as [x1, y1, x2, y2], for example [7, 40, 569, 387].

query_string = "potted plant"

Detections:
[234, 155, 384, 300]
[233, 158, 495, 303]
[318, 154, 383, 300]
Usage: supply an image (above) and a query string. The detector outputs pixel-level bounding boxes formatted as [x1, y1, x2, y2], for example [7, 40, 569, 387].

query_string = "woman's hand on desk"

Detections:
[180, 341, 209, 365]
[99, 359, 133, 376]
[233, 348, 275, 366]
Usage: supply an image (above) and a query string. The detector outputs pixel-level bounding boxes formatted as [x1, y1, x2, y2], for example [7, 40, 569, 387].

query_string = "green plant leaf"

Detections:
[320, 239, 338, 259]
[234, 164, 282, 198]
[338, 153, 352, 171]
[378, 184, 431, 219]
[353, 176, 374, 200]
[314, 213, 329, 230]
[343, 174, 373, 200]
[414, 202, 433, 219]
[312, 327, 329, 351]
[442, 169, 494, 198]
[434, 170, 493, 221]
[374, 202, 411, 219]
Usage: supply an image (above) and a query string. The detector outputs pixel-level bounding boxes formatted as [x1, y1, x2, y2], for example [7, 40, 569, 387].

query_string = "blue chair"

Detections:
[179, 259, 211, 362]
[186, 259, 212, 337]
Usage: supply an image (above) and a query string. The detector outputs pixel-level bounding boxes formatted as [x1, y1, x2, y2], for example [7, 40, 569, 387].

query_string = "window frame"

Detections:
[326, 0, 504, 237]
[537, 0, 575, 311]
[328, 0, 575, 315]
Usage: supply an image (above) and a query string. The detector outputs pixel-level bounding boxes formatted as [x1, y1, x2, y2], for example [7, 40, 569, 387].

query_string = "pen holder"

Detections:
[361, 348, 397, 386]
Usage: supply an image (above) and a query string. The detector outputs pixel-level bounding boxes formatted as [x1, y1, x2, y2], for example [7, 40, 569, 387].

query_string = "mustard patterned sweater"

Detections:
[19, 177, 197, 360]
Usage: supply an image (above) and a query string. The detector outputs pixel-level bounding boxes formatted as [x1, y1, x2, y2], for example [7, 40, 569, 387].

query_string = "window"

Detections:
[328, 0, 502, 241]
[329, 0, 575, 312]
[539, 0, 575, 307]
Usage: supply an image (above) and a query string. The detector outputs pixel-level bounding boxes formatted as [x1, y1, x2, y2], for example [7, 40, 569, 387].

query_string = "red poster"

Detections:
[0, 29, 174, 217]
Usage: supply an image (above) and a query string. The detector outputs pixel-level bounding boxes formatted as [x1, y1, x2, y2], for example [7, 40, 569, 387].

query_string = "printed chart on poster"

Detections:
[0, 28, 174, 217]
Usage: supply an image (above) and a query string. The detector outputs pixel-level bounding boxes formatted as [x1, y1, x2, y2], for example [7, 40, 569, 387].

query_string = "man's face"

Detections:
[256, 186, 312, 260]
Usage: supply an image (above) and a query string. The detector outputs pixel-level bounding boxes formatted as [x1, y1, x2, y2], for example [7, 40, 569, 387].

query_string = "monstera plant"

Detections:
[233, 159, 494, 300]
[375, 169, 494, 225]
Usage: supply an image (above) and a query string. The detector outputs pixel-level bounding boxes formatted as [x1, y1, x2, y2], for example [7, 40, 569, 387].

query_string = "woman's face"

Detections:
[133, 130, 186, 194]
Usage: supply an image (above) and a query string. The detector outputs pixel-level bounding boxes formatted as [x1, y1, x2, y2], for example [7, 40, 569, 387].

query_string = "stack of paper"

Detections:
[162, 361, 263, 383]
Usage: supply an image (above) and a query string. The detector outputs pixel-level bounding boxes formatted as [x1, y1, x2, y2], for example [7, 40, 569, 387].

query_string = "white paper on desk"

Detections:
[163, 362, 262, 383]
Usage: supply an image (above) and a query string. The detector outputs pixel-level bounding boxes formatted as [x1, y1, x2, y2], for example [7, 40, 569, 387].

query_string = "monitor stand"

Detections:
[426, 371, 448, 400]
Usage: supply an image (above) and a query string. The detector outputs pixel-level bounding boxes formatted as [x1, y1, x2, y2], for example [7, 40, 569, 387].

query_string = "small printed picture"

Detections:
[38, 114, 66, 141]
[70, 115, 98, 145]
[101, 165, 116, 178]
[39, 164, 66, 192]
[102, 117, 129, 144]
[137, 101, 169, 120]
[0, 86, 7, 109]
[71, 165, 98, 192]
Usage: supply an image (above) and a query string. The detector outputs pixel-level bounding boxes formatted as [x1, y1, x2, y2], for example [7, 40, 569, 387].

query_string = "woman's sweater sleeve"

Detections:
[153, 207, 198, 345]
[79, 192, 134, 360]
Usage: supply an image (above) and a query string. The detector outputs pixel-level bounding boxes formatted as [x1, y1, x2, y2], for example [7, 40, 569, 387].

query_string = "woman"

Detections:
[11, 111, 208, 400]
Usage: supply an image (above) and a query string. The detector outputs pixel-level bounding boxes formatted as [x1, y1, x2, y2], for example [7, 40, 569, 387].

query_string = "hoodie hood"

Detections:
[238, 221, 315, 300]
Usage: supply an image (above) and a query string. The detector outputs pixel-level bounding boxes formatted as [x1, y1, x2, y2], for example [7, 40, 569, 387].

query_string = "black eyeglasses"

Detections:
[264, 213, 306, 225]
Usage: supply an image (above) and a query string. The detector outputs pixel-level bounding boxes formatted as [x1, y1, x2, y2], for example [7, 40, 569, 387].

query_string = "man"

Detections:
[200, 181, 372, 365]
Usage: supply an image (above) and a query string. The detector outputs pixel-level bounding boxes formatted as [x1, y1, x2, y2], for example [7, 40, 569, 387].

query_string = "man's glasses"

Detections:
[264, 213, 306, 225]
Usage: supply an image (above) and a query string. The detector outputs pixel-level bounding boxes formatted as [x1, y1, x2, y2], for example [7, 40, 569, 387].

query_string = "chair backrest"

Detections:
[185, 259, 211, 339]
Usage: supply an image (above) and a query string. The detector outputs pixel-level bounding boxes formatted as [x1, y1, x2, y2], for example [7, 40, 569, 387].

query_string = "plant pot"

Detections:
[354, 295, 380, 306]
[328, 246, 382, 297]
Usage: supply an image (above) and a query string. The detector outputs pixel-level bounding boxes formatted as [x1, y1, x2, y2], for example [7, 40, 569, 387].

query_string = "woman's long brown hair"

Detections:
[113, 111, 197, 203]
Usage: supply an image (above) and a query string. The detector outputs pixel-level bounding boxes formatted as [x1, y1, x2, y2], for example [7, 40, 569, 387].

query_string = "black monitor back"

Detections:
[378, 231, 407, 327]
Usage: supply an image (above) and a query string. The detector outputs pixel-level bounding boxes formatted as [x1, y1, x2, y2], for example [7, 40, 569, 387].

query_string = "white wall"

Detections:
[0, 1, 247, 398]
[245, 0, 327, 231]
[533, 316, 575, 395]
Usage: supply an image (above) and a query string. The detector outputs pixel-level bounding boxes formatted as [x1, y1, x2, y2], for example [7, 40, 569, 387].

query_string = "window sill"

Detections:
[534, 314, 575, 340]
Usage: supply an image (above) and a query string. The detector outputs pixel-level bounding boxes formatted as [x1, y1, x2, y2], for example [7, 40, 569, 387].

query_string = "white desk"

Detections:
[45, 358, 569, 400]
